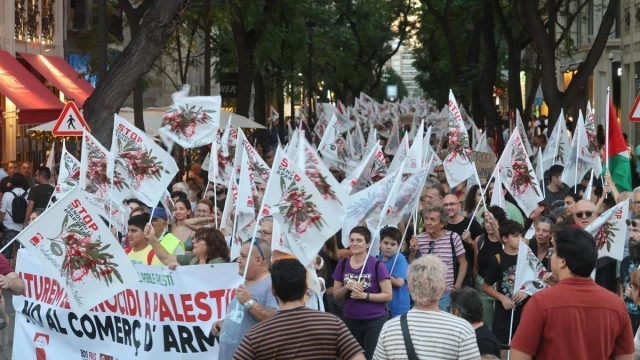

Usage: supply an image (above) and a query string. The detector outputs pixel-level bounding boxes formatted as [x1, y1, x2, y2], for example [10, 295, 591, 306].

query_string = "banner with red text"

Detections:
[13, 250, 242, 359]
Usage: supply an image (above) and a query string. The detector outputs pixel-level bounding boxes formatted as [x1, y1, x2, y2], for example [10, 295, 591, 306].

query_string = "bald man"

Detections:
[443, 194, 482, 287]
[573, 200, 598, 229]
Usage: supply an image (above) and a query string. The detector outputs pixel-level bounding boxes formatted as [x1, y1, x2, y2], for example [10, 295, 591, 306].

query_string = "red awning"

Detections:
[19, 52, 94, 109]
[0, 50, 63, 125]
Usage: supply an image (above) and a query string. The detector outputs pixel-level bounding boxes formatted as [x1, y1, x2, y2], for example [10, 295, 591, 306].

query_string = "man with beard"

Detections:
[544, 165, 570, 205]
[621, 214, 640, 333]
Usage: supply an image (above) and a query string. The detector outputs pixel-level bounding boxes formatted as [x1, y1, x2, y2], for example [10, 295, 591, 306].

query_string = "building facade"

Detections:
[389, 44, 422, 99]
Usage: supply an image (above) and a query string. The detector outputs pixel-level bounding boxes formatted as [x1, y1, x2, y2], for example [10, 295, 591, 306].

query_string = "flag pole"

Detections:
[574, 116, 580, 189]
[467, 170, 496, 231]
[606, 87, 610, 172]
[552, 111, 562, 166]
[390, 212, 413, 274]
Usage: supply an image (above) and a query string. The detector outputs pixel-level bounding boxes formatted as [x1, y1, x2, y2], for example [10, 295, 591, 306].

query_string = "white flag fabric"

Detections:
[584, 170, 594, 200]
[444, 90, 475, 188]
[497, 130, 543, 217]
[217, 119, 238, 185]
[342, 167, 402, 248]
[16, 187, 138, 313]
[110, 115, 179, 207]
[342, 142, 387, 195]
[269, 106, 279, 129]
[298, 137, 347, 205]
[585, 101, 603, 176]
[385, 117, 401, 155]
[220, 172, 238, 236]
[233, 128, 271, 184]
[286, 128, 302, 159]
[45, 142, 55, 170]
[542, 110, 570, 171]
[159, 90, 221, 148]
[490, 170, 505, 208]
[388, 135, 409, 174]
[353, 120, 366, 156]
[206, 133, 220, 184]
[514, 240, 549, 296]
[318, 115, 357, 171]
[585, 199, 630, 261]
[262, 148, 346, 266]
[53, 143, 81, 200]
[379, 167, 430, 228]
[405, 120, 424, 173]
[235, 151, 258, 243]
[516, 110, 533, 155]
[474, 132, 492, 153]
[561, 111, 591, 188]
[160, 190, 176, 220]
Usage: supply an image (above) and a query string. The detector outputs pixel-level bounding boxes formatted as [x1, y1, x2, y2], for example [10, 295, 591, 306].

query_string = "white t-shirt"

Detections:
[0, 188, 26, 231]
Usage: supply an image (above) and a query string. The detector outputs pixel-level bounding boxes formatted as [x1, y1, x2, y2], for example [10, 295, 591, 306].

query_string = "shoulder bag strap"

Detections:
[400, 313, 419, 360]
[449, 231, 458, 284]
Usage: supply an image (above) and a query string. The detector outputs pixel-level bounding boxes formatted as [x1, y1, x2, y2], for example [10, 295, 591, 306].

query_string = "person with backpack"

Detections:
[0, 173, 28, 261]
[333, 226, 392, 360]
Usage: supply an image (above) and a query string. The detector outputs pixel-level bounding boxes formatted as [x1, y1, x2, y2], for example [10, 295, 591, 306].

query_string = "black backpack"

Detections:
[7, 191, 27, 224]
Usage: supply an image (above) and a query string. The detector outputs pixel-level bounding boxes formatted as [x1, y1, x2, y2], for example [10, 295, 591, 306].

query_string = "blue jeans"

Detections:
[438, 292, 451, 311]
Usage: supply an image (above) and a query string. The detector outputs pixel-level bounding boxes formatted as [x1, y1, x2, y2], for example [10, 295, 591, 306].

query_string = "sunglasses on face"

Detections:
[574, 211, 595, 219]
[627, 219, 639, 227]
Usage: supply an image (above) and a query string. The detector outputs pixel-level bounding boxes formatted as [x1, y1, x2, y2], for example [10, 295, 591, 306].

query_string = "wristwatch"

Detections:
[366, 293, 370, 300]
[244, 299, 255, 310]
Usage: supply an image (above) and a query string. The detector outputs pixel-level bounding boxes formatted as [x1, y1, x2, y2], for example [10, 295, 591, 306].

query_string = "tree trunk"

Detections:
[507, 42, 523, 114]
[84, 0, 189, 147]
[203, 0, 212, 96]
[479, 0, 500, 151]
[133, 81, 145, 130]
[233, 30, 254, 117]
[523, 60, 541, 126]
[253, 71, 267, 142]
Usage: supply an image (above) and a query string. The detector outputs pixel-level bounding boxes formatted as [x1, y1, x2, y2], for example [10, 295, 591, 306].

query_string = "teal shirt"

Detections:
[476, 202, 525, 226]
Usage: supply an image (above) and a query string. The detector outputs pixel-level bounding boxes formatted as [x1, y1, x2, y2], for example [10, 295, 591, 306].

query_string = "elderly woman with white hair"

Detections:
[373, 255, 480, 360]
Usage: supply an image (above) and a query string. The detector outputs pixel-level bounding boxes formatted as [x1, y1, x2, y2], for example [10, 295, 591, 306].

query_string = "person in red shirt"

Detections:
[510, 227, 634, 360]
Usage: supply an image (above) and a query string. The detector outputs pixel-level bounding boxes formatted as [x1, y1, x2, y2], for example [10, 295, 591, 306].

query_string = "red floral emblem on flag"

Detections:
[275, 177, 327, 235]
[506, 140, 540, 196]
[594, 220, 617, 251]
[162, 104, 214, 138]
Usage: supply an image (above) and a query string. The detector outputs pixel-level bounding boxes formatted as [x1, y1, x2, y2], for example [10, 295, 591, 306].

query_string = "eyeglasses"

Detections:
[257, 230, 272, 237]
[634, 201, 640, 206]
[428, 241, 435, 254]
[443, 202, 459, 207]
[193, 236, 204, 243]
[627, 219, 639, 227]
[574, 211, 595, 219]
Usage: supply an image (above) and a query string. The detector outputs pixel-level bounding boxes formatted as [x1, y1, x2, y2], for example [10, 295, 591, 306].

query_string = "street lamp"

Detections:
[305, 20, 316, 123]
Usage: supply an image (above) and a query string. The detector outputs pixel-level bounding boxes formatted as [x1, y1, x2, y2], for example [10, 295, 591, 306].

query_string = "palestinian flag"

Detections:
[607, 98, 632, 192]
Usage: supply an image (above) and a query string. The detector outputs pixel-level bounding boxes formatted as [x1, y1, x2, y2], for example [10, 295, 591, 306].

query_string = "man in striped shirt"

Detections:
[373, 255, 480, 360]
[234, 258, 365, 360]
[408, 205, 467, 311]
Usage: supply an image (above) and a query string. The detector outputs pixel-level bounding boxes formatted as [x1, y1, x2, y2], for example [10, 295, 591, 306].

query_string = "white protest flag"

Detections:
[298, 137, 348, 205]
[342, 167, 402, 248]
[379, 167, 430, 228]
[218, 119, 238, 184]
[318, 114, 357, 171]
[585, 199, 629, 261]
[80, 129, 112, 198]
[16, 187, 138, 313]
[514, 240, 550, 296]
[459, 104, 474, 130]
[561, 111, 592, 188]
[422, 125, 433, 163]
[269, 106, 279, 129]
[542, 110, 570, 171]
[444, 90, 475, 188]
[45, 142, 55, 169]
[159, 89, 221, 148]
[584, 170, 594, 200]
[234, 151, 258, 244]
[388, 135, 409, 173]
[287, 118, 295, 142]
[286, 128, 302, 159]
[516, 110, 533, 155]
[474, 132, 493, 153]
[405, 120, 425, 173]
[385, 116, 401, 155]
[342, 142, 388, 195]
[345, 130, 358, 160]
[365, 127, 378, 154]
[206, 133, 220, 183]
[585, 101, 603, 176]
[220, 172, 237, 236]
[353, 119, 366, 156]
[233, 128, 271, 184]
[160, 190, 176, 220]
[53, 142, 81, 200]
[497, 130, 543, 217]
[490, 170, 505, 207]
[262, 148, 346, 266]
[110, 115, 179, 207]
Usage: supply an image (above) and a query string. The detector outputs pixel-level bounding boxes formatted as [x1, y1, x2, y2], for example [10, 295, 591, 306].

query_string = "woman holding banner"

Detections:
[144, 225, 228, 267]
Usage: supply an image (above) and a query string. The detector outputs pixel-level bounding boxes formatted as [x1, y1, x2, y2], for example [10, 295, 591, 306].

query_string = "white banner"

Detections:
[13, 250, 242, 359]
[15, 188, 138, 313]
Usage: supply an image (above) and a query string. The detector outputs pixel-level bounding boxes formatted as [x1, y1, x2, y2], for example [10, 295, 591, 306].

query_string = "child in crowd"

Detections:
[376, 226, 410, 318]
[125, 213, 164, 266]
[482, 220, 528, 354]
